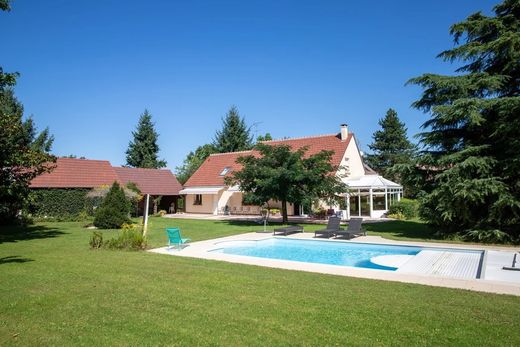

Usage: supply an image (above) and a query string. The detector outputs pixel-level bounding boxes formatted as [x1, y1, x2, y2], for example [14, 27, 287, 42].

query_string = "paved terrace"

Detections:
[150, 232, 520, 296]
[164, 213, 390, 224]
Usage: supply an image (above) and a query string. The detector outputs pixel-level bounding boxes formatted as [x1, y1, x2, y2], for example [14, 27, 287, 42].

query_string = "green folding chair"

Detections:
[166, 228, 191, 250]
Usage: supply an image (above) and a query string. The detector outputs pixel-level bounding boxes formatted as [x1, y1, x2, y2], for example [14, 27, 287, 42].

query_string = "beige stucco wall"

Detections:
[339, 136, 365, 180]
[185, 194, 217, 214]
[184, 189, 296, 215]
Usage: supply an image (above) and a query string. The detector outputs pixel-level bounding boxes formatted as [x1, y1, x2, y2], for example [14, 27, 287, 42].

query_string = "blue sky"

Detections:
[1, 0, 497, 170]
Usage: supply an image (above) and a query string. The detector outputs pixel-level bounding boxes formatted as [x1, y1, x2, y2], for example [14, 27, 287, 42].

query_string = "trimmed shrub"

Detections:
[93, 182, 131, 229]
[387, 198, 418, 220]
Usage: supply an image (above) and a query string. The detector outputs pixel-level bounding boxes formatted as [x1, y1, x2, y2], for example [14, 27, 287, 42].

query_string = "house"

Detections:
[30, 157, 183, 216]
[180, 125, 403, 218]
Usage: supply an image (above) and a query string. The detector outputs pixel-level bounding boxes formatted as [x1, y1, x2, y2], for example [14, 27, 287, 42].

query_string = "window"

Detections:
[220, 167, 232, 176]
[193, 194, 203, 205]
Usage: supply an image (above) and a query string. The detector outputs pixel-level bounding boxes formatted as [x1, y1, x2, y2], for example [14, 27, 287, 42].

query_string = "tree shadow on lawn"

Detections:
[364, 220, 440, 241]
[0, 224, 65, 244]
[0, 255, 34, 265]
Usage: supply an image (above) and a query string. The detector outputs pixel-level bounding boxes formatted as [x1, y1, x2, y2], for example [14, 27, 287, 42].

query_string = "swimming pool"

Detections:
[211, 238, 484, 273]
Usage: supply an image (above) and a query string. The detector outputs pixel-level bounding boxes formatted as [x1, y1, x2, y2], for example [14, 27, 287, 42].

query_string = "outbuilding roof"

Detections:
[30, 158, 182, 195]
[114, 167, 182, 195]
[30, 158, 119, 188]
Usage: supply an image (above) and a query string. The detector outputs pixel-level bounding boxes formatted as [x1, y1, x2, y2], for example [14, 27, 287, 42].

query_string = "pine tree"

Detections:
[93, 182, 131, 229]
[402, 0, 520, 241]
[365, 108, 416, 182]
[213, 106, 252, 152]
[125, 109, 166, 168]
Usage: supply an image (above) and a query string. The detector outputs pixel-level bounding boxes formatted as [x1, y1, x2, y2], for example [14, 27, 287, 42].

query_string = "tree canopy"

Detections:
[0, 69, 55, 224]
[364, 108, 416, 194]
[176, 106, 254, 183]
[213, 106, 252, 153]
[399, 0, 520, 242]
[226, 143, 346, 222]
[175, 143, 217, 184]
[125, 109, 166, 169]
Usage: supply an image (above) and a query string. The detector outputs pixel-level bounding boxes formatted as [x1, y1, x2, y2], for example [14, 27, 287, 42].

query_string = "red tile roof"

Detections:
[114, 167, 182, 195]
[31, 158, 183, 195]
[31, 158, 119, 188]
[184, 133, 352, 187]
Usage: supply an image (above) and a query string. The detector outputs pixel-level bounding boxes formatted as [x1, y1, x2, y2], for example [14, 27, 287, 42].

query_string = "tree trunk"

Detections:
[281, 200, 288, 223]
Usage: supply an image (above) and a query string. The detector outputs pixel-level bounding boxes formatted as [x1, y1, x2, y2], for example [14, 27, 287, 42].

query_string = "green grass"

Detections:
[1, 218, 519, 346]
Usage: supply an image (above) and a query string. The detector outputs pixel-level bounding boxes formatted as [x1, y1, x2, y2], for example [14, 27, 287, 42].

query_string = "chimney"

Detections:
[340, 124, 349, 141]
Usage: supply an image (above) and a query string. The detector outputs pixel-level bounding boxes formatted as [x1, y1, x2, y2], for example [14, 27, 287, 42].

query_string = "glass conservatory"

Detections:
[342, 175, 403, 219]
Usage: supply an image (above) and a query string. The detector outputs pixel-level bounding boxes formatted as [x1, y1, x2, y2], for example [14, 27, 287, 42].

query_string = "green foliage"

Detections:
[175, 143, 217, 184]
[125, 109, 166, 168]
[0, 0, 10, 11]
[89, 224, 147, 251]
[29, 189, 91, 220]
[227, 143, 347, 222]
[213, 106, 253, 152]
[176, 106, 255, 184]
[256, 132, 273, 142]
[0, 68, 55, 224]
[387, 198, 418, 220]
[93, 182, 131, 229]
[463, 229, 512, 244]
[399, 0, 520, 241]
[365, 109, 417, 194]
[103, 225, 147, 250]
[89, 231, 104, 249]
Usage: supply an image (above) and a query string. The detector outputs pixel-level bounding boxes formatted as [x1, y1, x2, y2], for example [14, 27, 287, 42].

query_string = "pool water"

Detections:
[211, 238, 424, 271]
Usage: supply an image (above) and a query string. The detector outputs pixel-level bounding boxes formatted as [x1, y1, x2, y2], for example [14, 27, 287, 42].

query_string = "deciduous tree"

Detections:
[226, 144, 346, 223]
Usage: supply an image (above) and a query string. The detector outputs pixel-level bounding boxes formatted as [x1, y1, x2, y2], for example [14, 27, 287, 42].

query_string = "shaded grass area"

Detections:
[0, 220, 519, 345]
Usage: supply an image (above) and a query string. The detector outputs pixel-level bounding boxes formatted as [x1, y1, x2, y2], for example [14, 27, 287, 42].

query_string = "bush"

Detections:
[463, 229, 512, 244]
[93, 182, 131, 229]
[89, 231, 104, 249]
[104, 226, 147, 250]
[387, 198, 418, 219]
[387, 212, 406, 220]
[154, 210, 167, 217]
[89, 225, 147, 251]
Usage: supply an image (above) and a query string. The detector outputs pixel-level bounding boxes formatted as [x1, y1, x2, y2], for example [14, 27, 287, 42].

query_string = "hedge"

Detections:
[387, 198, 418, 220]
[28, 188, 93, 220]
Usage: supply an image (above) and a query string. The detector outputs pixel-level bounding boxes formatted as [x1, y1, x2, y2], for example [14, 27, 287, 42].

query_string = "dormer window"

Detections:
[220, 167, 232, 176]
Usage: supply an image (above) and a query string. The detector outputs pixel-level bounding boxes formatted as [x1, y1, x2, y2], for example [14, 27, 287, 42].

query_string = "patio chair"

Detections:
[273, 225, 304, 236]
[314, 216, 341, 238]
[335, 218, 366, 239]
[166, 228, 191, 249]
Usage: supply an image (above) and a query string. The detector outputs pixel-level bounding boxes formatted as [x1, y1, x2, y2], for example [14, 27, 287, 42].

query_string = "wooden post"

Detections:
[143, 194, 150, 236]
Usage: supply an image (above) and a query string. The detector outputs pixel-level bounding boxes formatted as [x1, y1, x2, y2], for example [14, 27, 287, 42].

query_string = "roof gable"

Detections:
[184, 133, 352, 187]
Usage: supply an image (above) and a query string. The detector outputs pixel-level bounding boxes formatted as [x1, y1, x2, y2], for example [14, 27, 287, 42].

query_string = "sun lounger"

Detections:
[314, 216, 341, 238]
[273, 225, 304, 236]
[335, 218, 366, 239]
[166, 227, 191, 249]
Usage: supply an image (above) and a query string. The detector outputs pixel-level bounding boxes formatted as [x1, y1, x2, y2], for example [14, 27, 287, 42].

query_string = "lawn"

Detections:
[1, 218, 519, 346]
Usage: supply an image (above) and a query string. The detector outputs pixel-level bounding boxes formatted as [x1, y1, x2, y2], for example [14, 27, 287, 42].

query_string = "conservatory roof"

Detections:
[344, 175, 402, 189]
